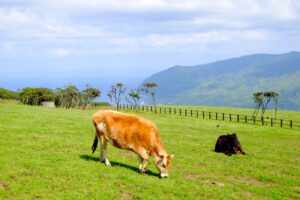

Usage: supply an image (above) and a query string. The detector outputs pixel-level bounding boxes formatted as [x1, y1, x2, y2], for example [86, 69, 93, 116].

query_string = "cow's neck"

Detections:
[153, 145, 167, 159]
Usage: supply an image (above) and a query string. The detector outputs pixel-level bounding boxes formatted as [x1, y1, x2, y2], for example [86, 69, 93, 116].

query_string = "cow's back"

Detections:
[215, 135, 228, 152]
[93, 110, 162, 152]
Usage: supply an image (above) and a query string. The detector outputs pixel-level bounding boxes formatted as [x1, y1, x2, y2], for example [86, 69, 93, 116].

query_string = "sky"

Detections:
[1, 0, 300, 95]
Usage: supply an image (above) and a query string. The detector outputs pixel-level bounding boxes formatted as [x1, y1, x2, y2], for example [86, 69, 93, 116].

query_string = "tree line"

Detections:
[107, 82, 157, 110]
[1, 85, 280, 115]
[0, 82, 158, 109]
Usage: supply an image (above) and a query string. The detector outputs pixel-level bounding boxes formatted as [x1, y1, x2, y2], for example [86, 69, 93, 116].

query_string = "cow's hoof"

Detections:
[159, 175, 168, 179]
[105, 161, 112, 166]
[139, 169, 145, 174]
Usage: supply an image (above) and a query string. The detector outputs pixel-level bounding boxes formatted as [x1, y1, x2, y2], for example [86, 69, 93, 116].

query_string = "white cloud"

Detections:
[2, 41, 15, 51]
[0, 8, 38, 27]
[41, 0, 299, 20]
[242, 30, 266, 41]
[193, 17, 247, 28]
[0, 0, 299, 57]
[51, 48, 70, 56]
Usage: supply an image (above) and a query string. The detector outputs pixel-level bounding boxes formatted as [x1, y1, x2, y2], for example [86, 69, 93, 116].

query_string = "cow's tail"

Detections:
[91, 134, 98, 154]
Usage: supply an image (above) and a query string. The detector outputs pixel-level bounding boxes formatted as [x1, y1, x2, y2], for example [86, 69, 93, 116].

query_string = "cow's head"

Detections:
[231, 133, 245, 154]
[156, 154, 174, 178]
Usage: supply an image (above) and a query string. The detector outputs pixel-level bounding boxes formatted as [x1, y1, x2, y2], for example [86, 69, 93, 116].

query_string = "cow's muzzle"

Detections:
[159, 173, 168, 178]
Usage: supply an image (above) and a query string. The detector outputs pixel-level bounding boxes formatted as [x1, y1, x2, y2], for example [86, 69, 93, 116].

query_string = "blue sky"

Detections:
[1, 0, 300, 94]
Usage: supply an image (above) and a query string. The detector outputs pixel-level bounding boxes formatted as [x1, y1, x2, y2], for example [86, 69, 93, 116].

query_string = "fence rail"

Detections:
[119, 104, 300, 129]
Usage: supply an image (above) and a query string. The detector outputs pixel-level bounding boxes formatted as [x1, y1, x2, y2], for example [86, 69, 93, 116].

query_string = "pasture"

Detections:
[0, 101, 299, 199]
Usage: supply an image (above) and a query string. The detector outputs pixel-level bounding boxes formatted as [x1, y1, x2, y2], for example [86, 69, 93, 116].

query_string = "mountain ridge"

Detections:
[140, 51, 300, 110]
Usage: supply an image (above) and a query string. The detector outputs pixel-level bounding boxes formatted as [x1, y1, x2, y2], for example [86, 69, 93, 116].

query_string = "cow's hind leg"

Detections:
[95, 122, 111, 166]
[100, 137, 111, 166]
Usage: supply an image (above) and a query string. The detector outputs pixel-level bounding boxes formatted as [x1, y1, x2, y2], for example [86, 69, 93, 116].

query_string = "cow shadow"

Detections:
[79, 154, 159, 177]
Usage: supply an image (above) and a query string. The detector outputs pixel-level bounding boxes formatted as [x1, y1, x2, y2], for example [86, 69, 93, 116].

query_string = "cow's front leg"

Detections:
[138, 150, 149, 174]
[100, 136, 111, 166]
[138, 157, 149, 174]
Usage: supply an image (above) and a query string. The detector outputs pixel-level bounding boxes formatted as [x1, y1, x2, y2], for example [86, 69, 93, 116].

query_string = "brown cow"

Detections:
[215, 133, 246, 156]
[91, 110, 173, 178]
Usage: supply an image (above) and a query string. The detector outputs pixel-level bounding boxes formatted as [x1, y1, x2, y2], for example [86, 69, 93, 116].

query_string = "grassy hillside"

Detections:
[141, 51, 300, 110]
[0, 102, 300, 199]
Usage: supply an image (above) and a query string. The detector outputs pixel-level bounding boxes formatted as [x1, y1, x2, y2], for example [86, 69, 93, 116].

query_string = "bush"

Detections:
[0, 88, 19, 100]
[19, 87, 55, 105]
[92, 102, 111, 107]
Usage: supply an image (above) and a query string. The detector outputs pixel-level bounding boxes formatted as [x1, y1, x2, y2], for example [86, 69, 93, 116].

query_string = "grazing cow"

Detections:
[215, 133, 246, 155]
[91, 110, 174, 178]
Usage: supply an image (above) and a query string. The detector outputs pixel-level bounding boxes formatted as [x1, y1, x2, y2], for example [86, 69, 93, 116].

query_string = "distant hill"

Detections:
[140, 51, 300, 110]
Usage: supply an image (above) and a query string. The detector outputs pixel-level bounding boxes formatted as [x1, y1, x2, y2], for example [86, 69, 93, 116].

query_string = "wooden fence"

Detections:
[119, 104, 300, 129]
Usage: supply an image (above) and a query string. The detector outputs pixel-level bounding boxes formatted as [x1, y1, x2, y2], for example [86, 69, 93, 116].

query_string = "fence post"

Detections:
[229, 114, 232, 122]
[253, 116, 256, 124]
[174, 108, 176, 115]
[290, 120, 293, 128]
[215, 112, 218, 120]
[191, 110, 193, 117]
[271, 118, 273, 127]
[169, 108, 171, 114]
[222, 113, 225, 121]
[209, 112, 211, 119]
[237, 114, 239, 122]
[179, 109, 182, 116]
[261, 117, 264, 126]
[185, 109, 187, 116]
[197, 111, 199, 118]
[280, 119, 283, 128]
[203, 111, 205, 118]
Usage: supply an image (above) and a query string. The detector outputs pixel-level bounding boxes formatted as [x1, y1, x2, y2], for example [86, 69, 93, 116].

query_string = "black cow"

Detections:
[215, 133, 246, 155]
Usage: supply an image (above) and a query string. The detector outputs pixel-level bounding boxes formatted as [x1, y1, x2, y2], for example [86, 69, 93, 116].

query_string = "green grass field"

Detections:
[0, 101, 300, 199]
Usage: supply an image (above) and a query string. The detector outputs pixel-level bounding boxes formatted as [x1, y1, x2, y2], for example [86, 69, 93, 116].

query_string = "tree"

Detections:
[252, 91, 279, 119]
[252, 92, 263, 118]
[107, 92, 113, 104]
[109, 83, 126, 110]
[82, 85, 101, 109]
[141, 82, 158, 106]
[128, 89, 141, 107]
[55, 85, 81, 109]
[273, 92, 279, 120]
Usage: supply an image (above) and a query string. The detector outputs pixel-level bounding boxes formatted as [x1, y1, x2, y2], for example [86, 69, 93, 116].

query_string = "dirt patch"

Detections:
[186, 173, 199, 180]
[119, 192, 133, 200]
[227, 175, 262, 186]
[32, 195, 41, 200]
[202, 180, 225, 187]
[242, 177, 262, 186]
[0, 181, 10, 190]
[99, 173, 107, 179]
[245, 191, 255, 197]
